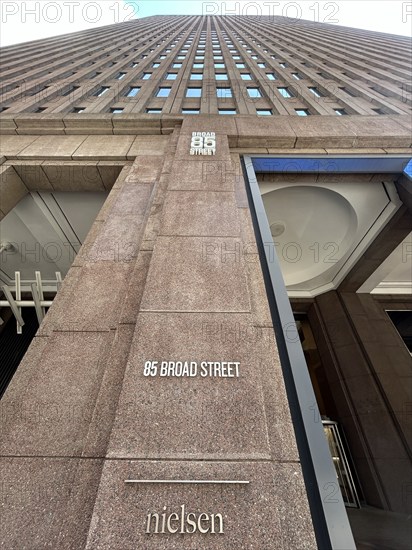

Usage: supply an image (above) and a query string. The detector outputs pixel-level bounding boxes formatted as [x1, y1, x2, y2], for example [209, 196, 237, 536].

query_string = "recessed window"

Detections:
[214, 56, 223, 60]
[186, 88, 202, 97]
[182, 109, 200, 114]
[247, 87, 262, 98]
[34, 107, 47, 112]
[372, 87, 390, 97]
[130, 62, 138, 68]
[236, 63, 245, 69]
[251, 55, 258, 60]
[340, 87, 357, 97]
[116, 72, 127, 80]
[266, 73, 277, 80]
[95, 86, 110, 97]
[166, 73, 177, 80]
[309, 87, 324, 98]
[72, 107, 85, 113]
[177, 55, 185, 60]
[372, 108, 386, 115]
[193, 63, 204, 69]
[256, 109, 273, 116]
[126, 87, 141, 97]
[334, 109, 347, 115]
[214, 63, 225, 69]
[157, 87, 171, 97]
[219, 109, 237, 115]
[292, 73, 302, 80]
[62, 85, 79, 96]
[111, 108, 124, 113]
[152, 63, 160, 68]
[233, 56, 241, 60]
[142, 73, 152, 80]
[146, 108, 162, 113]
[173, 63, 182, 69]
[215, 74, 228, 81]
[279, 62, 287, 68]
[195, 56, 204, 60]
[159, 55, 166, 60]
[241, 74, 252, 80]
[295, 109, 310, 116]
[217, 88, 233, 98]
[190, 73, 203, 80]
[258, 62, 266, 68]
[278, 87, 293, 98]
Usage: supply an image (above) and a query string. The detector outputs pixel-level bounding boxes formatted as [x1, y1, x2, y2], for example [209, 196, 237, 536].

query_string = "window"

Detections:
[195, 56, 204, 60]
[279, 62, 287, 68]
[372, 87, 390, 97]
[278, 87, 293, 98]
[177, 55, 185, 60]
[233, 56, 241, 60]
[142, 73, 152, 80]
[334, 109, 347, 115]
[193, 63, 204, 69]
[340, 87, 357, 97]
[152, 63, 160, 68]
[247, 87, 262, 98]
[241, 74, 252, 80]
[146, 108, 162, 113]
[126, 87, 140, 97]
[214, 63, 225, 69]
[34, 107, 47, 112]
[309, 87, 323, 97]
[216, 88, 233, 98]
[130, 62, 138, 68]
[292, 73, 302, 80]
[219, 109, 237, 115]
[295, 109, 310, 116]
[186, 88, 202, 97]
[159, 55, 166, 60]
[190, 73, 203, 80]
[173, 63, 182, 68]
[72, 107, 85, 113]
[372, 108, 386, 115]
[111, 108, 124, 113]
[214, 56, 223, 60]
[166, 73, 177, 80]
[236, 63, 245, 69]
[258, 63, 266, 68]
[62, 85, 79, 96]
[215, 74, 228, 80]
[157, 87, 171, 97]
[266, 73, 277, 80]
[182, 109, 200, 114]
[256, 109, 273, 115]
[95, 86, 110, 97]
[116, 72, 127, 80]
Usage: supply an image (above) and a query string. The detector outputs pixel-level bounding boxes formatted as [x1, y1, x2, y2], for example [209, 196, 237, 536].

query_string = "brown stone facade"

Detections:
[0, 111, 411, 548]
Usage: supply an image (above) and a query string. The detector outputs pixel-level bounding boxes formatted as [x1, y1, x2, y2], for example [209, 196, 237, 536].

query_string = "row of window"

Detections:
[70, 107, 346, 116]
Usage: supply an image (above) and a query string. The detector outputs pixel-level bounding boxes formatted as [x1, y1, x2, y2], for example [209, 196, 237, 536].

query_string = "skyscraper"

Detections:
[0, 15, 411, 549]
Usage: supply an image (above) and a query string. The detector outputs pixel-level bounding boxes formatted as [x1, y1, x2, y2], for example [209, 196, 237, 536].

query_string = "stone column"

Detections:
[84, 120, 317, 549]
[0, 135, 170, 548]
[314, 291, 412, 514]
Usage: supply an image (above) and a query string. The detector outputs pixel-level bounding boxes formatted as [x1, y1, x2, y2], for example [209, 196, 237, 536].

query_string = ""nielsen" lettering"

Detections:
[145, 504, 224, 534]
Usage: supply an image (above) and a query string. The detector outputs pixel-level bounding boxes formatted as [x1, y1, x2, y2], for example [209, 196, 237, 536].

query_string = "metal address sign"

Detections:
[189, 132, 216, 155]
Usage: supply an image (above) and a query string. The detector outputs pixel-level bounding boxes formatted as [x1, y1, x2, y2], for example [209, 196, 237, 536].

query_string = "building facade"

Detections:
[0, 15, 411, 549]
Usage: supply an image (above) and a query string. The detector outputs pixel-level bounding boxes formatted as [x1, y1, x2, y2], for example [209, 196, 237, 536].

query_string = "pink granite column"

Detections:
[84, 119, 317, 549]
[0, 135, 172, 549]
